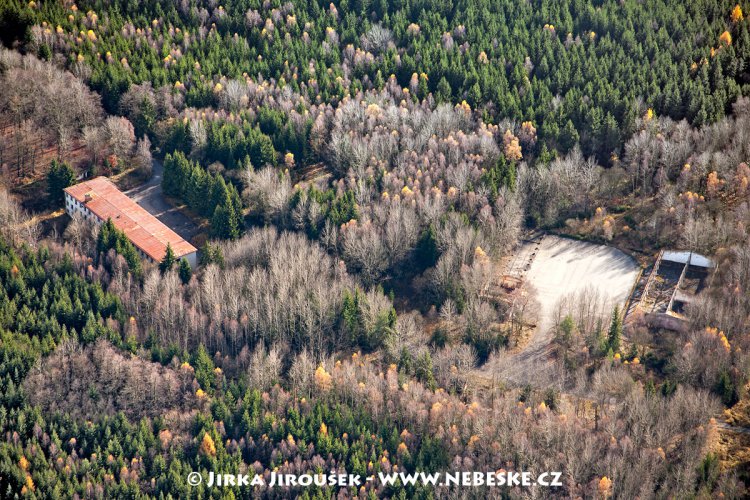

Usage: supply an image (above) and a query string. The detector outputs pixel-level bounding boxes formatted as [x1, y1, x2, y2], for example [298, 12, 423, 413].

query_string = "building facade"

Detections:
[64, 177, 197, 267]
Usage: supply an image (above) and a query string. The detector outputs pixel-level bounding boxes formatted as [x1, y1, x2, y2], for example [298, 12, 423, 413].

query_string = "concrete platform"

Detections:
[484, 235, 641, 386]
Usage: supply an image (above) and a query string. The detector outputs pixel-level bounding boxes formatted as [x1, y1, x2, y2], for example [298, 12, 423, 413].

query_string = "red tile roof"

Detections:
[64, 177, 197, 262]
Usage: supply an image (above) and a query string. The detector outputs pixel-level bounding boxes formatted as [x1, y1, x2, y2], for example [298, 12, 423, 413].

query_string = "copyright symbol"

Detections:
[187, 472, 202, 486]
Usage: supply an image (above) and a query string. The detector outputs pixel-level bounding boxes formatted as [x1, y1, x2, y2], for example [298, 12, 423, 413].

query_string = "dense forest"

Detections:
[4, 0, 750, 161]
[1, 0, 750, 497]
[0, 222, 735, 498]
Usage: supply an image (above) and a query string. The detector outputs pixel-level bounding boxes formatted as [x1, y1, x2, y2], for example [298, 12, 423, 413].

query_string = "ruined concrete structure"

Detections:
[636, 250, 714, 331]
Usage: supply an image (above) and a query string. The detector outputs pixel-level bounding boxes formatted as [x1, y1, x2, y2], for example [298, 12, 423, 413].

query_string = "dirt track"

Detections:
[481, 235, 641, 386]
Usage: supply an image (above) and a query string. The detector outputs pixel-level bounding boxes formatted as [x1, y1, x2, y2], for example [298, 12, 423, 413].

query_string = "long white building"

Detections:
[64, 177, 197, 267]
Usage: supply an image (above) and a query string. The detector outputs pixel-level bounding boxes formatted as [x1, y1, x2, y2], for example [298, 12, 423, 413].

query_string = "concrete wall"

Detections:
[182, 251, 197, 268]
[645, 312, 688, 332]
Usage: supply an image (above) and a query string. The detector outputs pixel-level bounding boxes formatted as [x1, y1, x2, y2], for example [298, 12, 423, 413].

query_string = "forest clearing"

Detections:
[486, 235, 641, 386]
[1, 0, 750, 497]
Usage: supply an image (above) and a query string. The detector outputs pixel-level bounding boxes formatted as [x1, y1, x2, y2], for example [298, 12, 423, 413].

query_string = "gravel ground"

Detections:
[124, 158, 200, 243]
[527, 235, 640, 333]
[482, 235, 641, 386]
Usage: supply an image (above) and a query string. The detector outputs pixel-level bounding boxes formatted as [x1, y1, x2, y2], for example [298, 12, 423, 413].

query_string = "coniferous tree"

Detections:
[97, 218, 142, 277]
[47, 160, 76, 206]
[559, 315, 575, 351]
[415, 351, 436, 391]
[178, 258, 192, 284]
[210, 191, 241, 240]
[559, 120, 580, 153]
[161, 153, 183, 197]
[608, 305, 622, 353]
[159, 243, 176, 273]
[199, 242, 225, 267]
[716, 371, 738, 406]
[193, 345, 215, 390]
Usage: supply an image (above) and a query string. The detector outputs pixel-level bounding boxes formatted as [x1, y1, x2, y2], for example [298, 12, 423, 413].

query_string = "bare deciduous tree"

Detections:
[104, 116, 136, 159]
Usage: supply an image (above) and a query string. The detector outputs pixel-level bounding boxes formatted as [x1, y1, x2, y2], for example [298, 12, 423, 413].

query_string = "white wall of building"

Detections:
[64, 192, 90, 219]
[64, 191, 195, 267]
[183, 251, 197, 268]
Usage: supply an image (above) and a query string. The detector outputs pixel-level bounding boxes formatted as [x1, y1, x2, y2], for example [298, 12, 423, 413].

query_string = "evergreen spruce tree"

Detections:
[159, 243, 176, 273]
[200, 242, 225, 267]
[559, 120, 580, 153]
[559, 315, 575, 347]
[193, 345, 215, 390]
[415, 351, 436, 391]
[210, 193, 241, 240]
[608, 305, 622, 353]
[47, 160, 76, 206]
[178, 258, 192, 284]
[398, 347, 413, 375]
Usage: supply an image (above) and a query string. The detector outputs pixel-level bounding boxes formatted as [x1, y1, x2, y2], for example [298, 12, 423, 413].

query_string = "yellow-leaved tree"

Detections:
[731, 4, 744, 23]
[598, 476, 613, 498]
[719, 30, 733, 46]
[199, 432, 217, 457]
[314, 365, 332, 391]
[503, 130, 522, 161]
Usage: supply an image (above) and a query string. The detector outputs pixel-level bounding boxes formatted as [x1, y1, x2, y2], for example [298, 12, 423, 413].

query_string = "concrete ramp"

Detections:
[484, 235, 641, 386]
